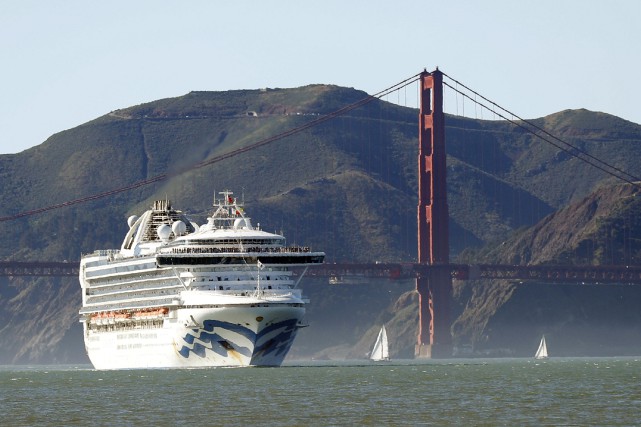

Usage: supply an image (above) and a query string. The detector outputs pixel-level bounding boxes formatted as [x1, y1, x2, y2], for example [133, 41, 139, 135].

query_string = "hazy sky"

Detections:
[1, 1, 639, 154]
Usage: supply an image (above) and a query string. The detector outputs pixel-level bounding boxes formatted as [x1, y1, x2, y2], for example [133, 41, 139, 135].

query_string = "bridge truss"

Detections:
[4, 261, 641, 285]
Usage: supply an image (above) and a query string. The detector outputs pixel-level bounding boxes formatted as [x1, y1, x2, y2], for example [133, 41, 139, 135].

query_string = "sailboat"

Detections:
[370, 325, 390, 361]
[534, 335, 548, 359]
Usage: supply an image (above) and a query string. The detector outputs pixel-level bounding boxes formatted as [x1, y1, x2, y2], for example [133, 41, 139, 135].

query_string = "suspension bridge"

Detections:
[1, 68, 640, 358]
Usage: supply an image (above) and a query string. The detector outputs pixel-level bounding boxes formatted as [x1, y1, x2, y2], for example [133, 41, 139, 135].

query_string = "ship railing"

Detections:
[82, 249, 121, 257]
[161, 246, 313, 255]
[87, 272, 176, 289]
[218, 290, 300, 300]
[229, 289, 295, 297]
[86, 282, 182, 301]
[79, 297, 178, 315]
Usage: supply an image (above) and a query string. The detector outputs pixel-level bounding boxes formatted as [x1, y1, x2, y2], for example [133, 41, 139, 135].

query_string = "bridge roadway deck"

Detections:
[302, 263, 641, 284]
[2, 261, 641, 284]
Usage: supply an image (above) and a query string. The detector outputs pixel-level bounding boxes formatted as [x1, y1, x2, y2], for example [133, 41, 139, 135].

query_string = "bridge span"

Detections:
[3, 261, 641, 285]
[303, 263, 641, 285]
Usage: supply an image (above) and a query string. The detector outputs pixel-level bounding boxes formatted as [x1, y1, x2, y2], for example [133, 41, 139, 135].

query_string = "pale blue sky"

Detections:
[1, 1, 639, 154]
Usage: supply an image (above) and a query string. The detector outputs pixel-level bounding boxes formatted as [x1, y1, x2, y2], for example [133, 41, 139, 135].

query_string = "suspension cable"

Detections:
[443, 80, 640, 186]
[442, 72, 641, 185]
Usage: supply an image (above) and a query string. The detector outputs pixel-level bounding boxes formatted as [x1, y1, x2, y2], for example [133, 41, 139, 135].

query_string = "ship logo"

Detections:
[177, 318, 299, 363]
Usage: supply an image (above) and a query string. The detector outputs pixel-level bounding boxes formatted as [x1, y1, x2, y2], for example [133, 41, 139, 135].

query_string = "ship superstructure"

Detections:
[79, 191, 324, 369]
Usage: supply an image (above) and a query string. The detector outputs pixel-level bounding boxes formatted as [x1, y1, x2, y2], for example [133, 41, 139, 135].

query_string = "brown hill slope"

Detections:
[451, 182, 641, 356]
[480, 182, 641, 266]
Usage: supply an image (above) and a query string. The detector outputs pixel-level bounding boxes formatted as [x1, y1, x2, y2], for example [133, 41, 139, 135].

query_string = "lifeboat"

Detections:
[114, 312, 130, 322]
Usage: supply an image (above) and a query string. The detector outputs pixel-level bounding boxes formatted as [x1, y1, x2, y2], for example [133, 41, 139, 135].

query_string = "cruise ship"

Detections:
[79, 191, 324, 369]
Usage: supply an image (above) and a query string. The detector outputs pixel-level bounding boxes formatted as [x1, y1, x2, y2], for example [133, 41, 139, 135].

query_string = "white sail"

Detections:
[535, 335, 548, 359]
[370, 325, 389, 361]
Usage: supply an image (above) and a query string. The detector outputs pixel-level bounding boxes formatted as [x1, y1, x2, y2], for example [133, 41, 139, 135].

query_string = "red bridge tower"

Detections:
[416, 68, 453, 358]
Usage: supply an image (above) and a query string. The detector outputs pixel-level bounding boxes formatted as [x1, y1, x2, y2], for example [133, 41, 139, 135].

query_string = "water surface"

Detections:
[2, 358, 639, 426]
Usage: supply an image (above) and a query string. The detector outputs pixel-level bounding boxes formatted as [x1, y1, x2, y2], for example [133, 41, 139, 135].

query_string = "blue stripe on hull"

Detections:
[177, 318, 300, 365]
[250, 319, 299, 365]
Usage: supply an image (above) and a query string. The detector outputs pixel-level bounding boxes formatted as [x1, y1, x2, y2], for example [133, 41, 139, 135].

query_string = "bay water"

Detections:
[2, 358, 640, 426]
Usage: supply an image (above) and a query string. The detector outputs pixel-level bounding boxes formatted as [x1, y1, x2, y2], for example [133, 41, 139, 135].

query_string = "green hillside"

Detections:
[2, 84, 641, 363]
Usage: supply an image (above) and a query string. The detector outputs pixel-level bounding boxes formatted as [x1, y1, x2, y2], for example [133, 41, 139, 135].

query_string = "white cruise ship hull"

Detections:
[79, 193, 323, 370]
[85, 304, 304, 369]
